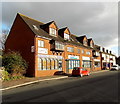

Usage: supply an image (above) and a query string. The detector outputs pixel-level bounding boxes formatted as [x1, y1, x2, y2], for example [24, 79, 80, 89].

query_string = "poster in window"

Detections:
[47, 58, 50, 70]
[38, 58, 42, 70]
[78, 61, 80, 67]
[74, 60, 76, 67]
[71, 61, 73, 69]
[70, 60, 72, 69]
[68, 60, 71, 69]
[76, 61, 78, 67]
[42, 58, 46, 70]
[55, 60, 58, 69]
[51, 59, 54, 70]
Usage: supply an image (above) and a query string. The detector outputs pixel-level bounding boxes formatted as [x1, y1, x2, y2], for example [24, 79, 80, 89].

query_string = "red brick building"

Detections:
[5, 13, 116, 77]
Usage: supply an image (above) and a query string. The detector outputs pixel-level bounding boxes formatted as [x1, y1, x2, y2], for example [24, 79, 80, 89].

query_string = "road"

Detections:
[2, 70, 119, 103]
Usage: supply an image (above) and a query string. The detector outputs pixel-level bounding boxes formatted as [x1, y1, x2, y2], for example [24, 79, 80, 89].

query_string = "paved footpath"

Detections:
[1, 70, 108, 91]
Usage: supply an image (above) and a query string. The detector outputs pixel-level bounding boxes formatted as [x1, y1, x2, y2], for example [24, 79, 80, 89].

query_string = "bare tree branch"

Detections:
[0, 30, 9, 50]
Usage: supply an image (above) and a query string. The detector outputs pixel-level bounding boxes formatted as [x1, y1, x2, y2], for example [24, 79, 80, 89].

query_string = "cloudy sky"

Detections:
[1, 1, 119, 56]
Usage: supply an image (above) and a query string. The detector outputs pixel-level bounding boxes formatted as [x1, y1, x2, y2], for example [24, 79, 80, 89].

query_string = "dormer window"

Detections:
[49, 28, 57, 37]
[83, 40, 87, 46]
[90, 42, 94, 48]
[64, 33, 70, 40]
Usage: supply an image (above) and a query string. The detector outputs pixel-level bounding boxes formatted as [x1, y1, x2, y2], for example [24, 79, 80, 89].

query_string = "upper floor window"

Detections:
[38, 40, 44, 47]
[90, 42, 94, 48]
[67, 47, 74, 52]
[49, 28, 57, 36]
[55, 42, 64, 50]
[64, 33, 70, 40]
[94, 52, 100, 56]
[82, 50, 84, 54]
[83, 40, 87, 46]
[77, 49, 80, 54]
[86, 51, 90, 55]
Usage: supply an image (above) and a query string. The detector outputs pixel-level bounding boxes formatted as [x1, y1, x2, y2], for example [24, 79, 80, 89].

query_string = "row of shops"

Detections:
[5, 13, 116, 77]
[36, 53, 114, 74]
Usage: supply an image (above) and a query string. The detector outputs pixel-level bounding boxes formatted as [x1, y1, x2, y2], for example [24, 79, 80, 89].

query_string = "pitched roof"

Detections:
[58, 27, 71, 35]
[69, 34, 92, 49]
[88, 38, 92, 42]
[40, 21, 58, 29]
[87, 38, 93, 46]
[76, 35, 87, 43]
[17, 13, 92, 50]
[18, 13, 64, 43]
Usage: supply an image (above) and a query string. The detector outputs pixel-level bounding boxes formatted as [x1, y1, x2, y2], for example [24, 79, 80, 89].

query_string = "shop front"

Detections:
[93, 59, 101, 71]
[66, 55, 80, 73]
[102, 61, 107, 70]
[36, 55, 63, 77]
[82, 56, 92, 72]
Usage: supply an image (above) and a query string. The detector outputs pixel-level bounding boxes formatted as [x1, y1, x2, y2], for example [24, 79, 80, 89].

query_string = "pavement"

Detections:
[1, 70, 109, 91]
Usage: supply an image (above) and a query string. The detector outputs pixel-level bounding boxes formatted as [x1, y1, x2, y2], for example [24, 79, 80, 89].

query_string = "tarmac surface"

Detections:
[2, 70, 119, 103]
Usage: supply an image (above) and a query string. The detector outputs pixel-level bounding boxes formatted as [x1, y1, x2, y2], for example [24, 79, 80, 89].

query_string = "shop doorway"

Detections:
[58, 60, 62, 71]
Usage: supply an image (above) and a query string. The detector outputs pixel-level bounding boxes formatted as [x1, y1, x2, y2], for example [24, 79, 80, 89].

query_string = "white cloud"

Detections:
[1, 2, 118, 56]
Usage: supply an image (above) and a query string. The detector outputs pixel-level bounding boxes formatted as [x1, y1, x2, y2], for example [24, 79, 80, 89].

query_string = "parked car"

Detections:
[72, 67, 90, 77]
[110, 65, 120, 71]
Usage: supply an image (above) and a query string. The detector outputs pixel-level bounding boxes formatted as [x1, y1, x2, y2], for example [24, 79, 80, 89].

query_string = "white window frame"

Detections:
[38, 40, 44, 47]
[49, 28, 57, 36]
[86, 51, 90, 55]
[64, 33, 70, 40]
[67, 47, 74, 52]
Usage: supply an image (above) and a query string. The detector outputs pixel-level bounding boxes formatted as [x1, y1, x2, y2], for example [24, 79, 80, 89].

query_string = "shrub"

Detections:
[1, 70, 10, 81]
[2, 51, 28, 76]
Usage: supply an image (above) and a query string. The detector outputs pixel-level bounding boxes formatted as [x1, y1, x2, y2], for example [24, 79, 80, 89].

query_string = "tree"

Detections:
[0, 30, 9, 50]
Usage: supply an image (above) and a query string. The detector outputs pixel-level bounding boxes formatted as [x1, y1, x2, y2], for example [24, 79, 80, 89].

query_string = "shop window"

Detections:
[73, 60, 76, 67]
[42, 58, 47, 70]
[46, 58, 51, 70]
[68, 60, 80, 69]
[82, 60, 91, 68]
[51, 59, 55, 70]
[55, 59, 58, 69]
[69, 60, 72, 69]
[38, 40, 44, 47]
[94, 62, 100, 67]
[49, 28, 57, 37]
[38, 58, 42, 70]
[38, 58, 60, 70]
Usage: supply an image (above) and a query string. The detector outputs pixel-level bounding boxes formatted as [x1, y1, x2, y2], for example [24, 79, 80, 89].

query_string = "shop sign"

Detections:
[38, 55, 63, 59]
[38, 48, 48, 54]
[94, 59, 100, 61]
[82, 56, 90, 60]
[68, 55, 79, 59]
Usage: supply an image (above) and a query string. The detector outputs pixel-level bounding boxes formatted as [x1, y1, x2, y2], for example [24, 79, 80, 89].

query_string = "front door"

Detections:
[58, 60, 62, 71]
[66, 60, 69, 73]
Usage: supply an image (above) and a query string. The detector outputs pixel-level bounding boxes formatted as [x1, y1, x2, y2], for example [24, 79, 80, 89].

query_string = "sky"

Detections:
[1, 1, 119, 56]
